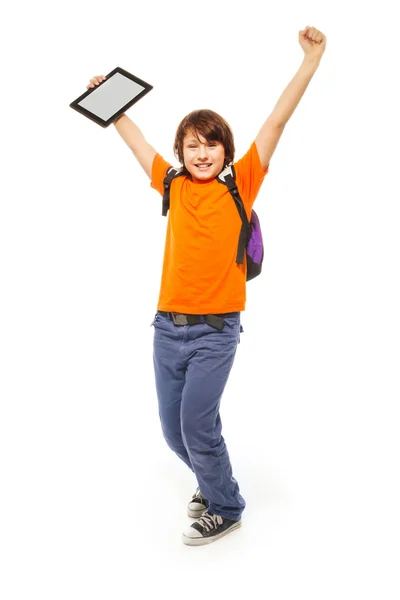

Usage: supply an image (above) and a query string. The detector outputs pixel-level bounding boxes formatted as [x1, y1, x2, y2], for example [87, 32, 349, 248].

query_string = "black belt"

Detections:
[158, 311, 237, 331]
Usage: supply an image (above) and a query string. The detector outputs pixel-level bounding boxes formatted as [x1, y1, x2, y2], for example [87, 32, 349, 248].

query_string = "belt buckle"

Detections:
[171, 313, 188, 326]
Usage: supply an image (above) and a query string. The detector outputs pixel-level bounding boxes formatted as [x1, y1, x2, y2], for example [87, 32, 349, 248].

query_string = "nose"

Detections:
[197, 145, 208, 160]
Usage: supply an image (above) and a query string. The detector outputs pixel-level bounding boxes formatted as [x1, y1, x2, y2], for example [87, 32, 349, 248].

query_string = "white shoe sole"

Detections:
[187, 506, 207, 518]
[182, 520, 242, 546]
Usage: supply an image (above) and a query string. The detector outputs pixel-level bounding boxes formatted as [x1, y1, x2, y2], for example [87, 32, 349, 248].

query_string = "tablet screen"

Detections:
[70, 67, 153, 127]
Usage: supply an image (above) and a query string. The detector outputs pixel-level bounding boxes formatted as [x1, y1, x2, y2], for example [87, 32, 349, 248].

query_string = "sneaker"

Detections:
[187, 487, 209, 518]
[183, 511, 242, 546]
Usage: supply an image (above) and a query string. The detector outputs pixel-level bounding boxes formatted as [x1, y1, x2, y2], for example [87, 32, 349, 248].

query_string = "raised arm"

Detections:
[113, 114, 157, 178]
[87, 75, 157, 179]
[255, 26, 327, 170]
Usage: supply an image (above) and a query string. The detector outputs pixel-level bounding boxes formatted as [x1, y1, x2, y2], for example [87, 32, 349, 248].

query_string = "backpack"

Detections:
[162, 165, 264, 281]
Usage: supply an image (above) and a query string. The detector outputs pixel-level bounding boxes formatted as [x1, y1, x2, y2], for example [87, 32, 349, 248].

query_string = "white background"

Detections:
[1, 0, 399, 598]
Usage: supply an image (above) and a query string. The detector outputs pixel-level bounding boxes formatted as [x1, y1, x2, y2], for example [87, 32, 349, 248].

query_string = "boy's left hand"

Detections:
[299, 26, 327, 60]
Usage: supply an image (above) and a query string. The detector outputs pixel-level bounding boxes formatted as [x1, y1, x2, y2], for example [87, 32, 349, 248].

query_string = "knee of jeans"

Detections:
[181, 416, 196, 444]
[164, 434, 184, 455]
[161, 423, 182, 449]
[181, 419, 213, 451]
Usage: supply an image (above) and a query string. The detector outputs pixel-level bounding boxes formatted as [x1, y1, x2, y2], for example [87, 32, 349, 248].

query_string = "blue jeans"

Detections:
[151, 311, 246, 521]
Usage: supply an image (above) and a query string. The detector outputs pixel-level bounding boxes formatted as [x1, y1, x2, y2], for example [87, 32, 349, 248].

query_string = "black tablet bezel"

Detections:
[69, 67, 153, 128]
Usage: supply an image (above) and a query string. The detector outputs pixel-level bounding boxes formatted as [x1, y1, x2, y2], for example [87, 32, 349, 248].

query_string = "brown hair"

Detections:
[173, 109, 235, 173]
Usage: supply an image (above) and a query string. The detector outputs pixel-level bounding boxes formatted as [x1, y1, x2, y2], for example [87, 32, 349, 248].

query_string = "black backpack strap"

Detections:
[162, 167, 183, 216]
[217, 166, 251, 265]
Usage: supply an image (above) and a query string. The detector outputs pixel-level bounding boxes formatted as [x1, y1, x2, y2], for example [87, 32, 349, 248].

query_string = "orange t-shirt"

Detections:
[151, 141, 268, 313]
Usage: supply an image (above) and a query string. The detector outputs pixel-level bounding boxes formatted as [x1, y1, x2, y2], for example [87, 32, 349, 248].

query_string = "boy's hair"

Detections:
[173, 109, 235, 173]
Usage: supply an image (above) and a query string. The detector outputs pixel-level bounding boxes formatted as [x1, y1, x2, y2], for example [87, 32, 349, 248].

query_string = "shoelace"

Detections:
[192, 487, 206, 502]
[196, 513, 223, 532]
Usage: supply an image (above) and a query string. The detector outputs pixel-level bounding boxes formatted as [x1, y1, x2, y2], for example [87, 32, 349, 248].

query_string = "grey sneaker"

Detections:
[187, 487, 209, 518]
[183, 511, 242, 546]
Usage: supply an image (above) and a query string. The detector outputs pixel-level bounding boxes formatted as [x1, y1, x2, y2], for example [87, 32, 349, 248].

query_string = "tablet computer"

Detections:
[69, 67, 153, 128]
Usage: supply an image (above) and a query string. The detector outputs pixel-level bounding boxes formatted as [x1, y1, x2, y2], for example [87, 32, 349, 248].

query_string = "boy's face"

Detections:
[182, 130, 225, 182]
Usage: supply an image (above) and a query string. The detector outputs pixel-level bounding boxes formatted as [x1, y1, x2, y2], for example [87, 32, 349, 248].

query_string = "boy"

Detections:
[87, 26, 326, 546]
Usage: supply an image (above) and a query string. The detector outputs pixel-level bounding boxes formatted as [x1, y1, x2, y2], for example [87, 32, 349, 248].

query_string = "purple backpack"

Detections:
[162, 164, 264, 282]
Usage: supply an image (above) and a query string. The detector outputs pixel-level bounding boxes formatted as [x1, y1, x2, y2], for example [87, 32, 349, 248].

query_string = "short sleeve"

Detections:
[150, 153, 172, 196]
[234, 142, 269, 213]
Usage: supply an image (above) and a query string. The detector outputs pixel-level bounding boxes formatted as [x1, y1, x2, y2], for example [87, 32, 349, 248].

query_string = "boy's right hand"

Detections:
[86, 75, 106, 89]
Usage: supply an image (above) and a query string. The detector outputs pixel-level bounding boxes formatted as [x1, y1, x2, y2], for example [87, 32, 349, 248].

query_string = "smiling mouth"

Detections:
[195, 164, 212, 169]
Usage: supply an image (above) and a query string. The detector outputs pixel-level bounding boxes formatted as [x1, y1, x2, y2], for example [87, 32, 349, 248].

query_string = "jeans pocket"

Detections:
[150, 313, 159, 327]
